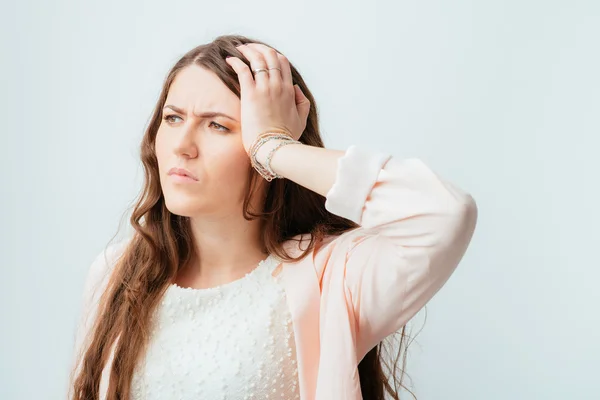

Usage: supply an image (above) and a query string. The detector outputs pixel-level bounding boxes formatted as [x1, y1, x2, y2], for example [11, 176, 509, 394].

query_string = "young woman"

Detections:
[69, 34, 478, 400]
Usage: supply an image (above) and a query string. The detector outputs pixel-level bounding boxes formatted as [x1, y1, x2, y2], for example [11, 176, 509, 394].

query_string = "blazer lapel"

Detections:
[273, 235, 321, 400]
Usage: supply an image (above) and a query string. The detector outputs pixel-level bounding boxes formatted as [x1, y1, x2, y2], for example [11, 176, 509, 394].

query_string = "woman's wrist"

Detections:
[255, 138, 286, 166]
[248, 132, 303, 181]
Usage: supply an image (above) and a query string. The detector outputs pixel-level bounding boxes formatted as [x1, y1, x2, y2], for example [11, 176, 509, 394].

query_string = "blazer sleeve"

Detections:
[324, 145, 478, 360]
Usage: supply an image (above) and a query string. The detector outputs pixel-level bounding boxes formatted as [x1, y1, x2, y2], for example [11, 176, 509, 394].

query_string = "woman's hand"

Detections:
[225, 43, 311, 155]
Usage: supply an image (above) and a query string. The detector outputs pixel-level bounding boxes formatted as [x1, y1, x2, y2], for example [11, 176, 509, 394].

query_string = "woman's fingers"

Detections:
[294, 84, 311, 127]
[243, 43, 285, 93]
[225, 43, 307, 145]
[235, 44, 271, 91]
[224, 56, 255, 95]
[276, 52, 294, 88]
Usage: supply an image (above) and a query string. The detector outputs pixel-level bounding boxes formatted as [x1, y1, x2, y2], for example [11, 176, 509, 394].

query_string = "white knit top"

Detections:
[129, 254, 300, 400]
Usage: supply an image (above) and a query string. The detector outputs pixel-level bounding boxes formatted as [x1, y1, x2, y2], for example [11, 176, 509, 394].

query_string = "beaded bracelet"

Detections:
[251, 135, 296, 181]
[263, 139, 301, 179]
[248, 131, 292, 158]
[249, 131, 301, 181]
[249, 133, 291, 179]
[250, 135, 284, 179]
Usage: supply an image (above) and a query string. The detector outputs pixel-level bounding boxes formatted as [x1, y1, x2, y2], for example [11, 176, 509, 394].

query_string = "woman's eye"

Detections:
[163, 114, 182, 123]
[209, 121, 229, 132]
[162, 115, 228, 132]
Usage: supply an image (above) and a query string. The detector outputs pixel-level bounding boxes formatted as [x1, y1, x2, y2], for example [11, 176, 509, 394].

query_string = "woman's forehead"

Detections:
[166, 65, 240, 115]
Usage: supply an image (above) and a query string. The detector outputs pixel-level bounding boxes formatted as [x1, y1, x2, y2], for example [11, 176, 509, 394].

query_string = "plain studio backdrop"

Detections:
[1, 0, 598, 399]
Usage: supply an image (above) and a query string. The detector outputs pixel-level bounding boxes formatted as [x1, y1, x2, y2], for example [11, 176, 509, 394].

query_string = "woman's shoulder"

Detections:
[280, 229, 358, 265]
[82, 237, 130, 300]
[72, 237, 131, 363]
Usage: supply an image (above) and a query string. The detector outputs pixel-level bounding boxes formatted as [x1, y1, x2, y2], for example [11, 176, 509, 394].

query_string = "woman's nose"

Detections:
[173, 124, 199, 158]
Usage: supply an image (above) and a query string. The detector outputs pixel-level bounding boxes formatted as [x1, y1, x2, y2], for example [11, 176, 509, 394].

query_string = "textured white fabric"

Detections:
[130, 254, 300, 400]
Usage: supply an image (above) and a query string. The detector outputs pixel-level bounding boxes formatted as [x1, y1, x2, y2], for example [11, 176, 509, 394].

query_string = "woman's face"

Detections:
[155, 65, 251, 218]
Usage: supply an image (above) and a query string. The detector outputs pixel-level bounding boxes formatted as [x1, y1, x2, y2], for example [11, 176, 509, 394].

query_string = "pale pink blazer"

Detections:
[71, 144, 478, 400]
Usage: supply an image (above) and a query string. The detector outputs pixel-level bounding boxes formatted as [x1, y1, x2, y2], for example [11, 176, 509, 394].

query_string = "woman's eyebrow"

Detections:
[163, 104, 238, 122]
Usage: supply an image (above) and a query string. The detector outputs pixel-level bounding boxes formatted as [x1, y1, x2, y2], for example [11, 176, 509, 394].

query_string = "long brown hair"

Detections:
[69, 34, 418, 400]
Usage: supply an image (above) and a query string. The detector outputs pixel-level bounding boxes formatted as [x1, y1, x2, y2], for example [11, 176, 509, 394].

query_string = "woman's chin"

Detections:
[164, 200, 206, 218]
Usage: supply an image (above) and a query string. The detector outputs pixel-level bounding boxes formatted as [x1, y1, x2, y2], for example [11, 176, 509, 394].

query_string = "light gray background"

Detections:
[1, 0, 598, 399]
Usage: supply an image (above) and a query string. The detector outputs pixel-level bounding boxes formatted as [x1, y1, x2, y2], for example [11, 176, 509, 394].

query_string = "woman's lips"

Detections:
[167, 167, 198, 182]
[170, 174, 198, 183]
